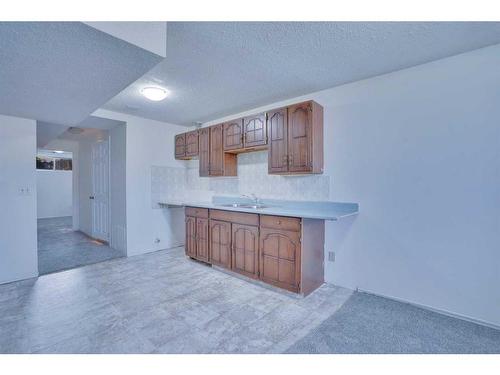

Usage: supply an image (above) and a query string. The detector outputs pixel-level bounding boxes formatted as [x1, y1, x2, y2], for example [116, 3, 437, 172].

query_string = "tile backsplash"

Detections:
[152, 151, 330, 208]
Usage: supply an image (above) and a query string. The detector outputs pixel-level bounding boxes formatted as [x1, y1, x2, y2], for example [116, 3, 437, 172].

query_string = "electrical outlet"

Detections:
[154, 238, 161, 244]
[19, 187, 31, 196]
[328, 251, 335, 262]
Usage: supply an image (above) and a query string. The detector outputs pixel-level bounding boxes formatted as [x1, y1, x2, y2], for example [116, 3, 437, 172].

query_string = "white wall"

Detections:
[77, 140, 93, 236]
[0, 115, 38, 284]
[36, 170, 72, 218]
[94, 109, 188, 257]
[109, 124, 127, 253]
[44, 139, 80, 230]
[197, 44, 500, 327]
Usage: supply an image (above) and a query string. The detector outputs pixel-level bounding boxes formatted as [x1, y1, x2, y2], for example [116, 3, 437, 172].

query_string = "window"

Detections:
[36, 150, 73, 171]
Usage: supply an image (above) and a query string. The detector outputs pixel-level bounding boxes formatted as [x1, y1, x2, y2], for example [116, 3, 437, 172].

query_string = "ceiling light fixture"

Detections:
[53, 150, 64, 154]
[68, 127, 84, 134]
[141, 86, 169, 101]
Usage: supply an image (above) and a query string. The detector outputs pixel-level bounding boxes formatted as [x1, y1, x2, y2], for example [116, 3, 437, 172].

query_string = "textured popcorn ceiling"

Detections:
[0, 22, 162, 125]
[105, 22, 500, 125]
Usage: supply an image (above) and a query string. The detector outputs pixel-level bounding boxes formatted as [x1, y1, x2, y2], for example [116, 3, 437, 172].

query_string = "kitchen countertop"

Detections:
[158, 196, 359, 221]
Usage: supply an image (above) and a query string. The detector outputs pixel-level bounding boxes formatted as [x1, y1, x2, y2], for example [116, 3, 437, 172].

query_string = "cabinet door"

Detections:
[185, 130, 199, 157]
[267, 108, 288, 173]
[288, 102, 313, 173]
[185, 215, 197, 258]
[231, 224, 259, 279]
[198, 128, 210, 177]
[243, 113, 267, 148]
[209, 124, 224, 176]
[259, 228, 301, 292]
[223, 119, 243, 151]
[195, 217, 209, 262]
[175, 133, 186, 159]
[209, 219, 231, 269]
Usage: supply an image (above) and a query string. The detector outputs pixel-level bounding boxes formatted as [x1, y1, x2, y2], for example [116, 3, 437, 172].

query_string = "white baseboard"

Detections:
[357, 287, 500, 331]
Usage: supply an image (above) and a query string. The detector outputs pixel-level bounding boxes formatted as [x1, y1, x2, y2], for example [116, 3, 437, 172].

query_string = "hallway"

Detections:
[38, 216, 123, 275]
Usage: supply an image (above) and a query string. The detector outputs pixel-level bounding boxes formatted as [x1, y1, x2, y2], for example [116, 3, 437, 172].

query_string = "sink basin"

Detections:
[218, 203, 270, 210]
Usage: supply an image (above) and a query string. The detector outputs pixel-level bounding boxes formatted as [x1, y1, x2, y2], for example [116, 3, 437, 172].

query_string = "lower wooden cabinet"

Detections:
[209, 219, 231, 269]
[259, 227, 301, 293]
[184, 207, 325, 295]
[195, 217, 209, 262]
[185, 215, 197, 258]
[231, 223, 259, 279]
[185, 207, 210, 263]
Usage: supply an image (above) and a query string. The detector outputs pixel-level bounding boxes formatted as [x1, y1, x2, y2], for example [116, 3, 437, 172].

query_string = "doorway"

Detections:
[36, 123, 124, 275]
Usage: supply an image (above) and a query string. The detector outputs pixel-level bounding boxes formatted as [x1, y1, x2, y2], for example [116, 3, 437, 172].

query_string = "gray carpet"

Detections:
[286, 292, 500, 354]
[38, 216, 124, 275]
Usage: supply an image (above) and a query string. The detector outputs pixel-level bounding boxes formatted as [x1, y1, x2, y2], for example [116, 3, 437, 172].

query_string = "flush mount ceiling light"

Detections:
[68, 127, 84, 134]
[141, 86, 169, 101]
[53, 150, 64, 154]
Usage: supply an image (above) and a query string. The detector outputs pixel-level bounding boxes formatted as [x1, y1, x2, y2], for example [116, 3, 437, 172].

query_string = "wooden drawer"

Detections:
[209, 209, 259, 226]
[185, 206, 209, 218]
[260, 215, 301, 232]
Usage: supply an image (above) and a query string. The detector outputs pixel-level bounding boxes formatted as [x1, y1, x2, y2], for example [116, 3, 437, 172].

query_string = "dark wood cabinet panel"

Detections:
[198, 127, 210, 177]
[288, 102, 313, 173]
[260, 215, 301, 232]
[231, 224, 259, 279]
[185, 215, 197, 258]
[185, 206, 208, 218]
[223, 119, 243, 151]
[209, 219, 231, 269]
[267, 108, 288, 173]
[259, 228, 301, 292]
[209, 209, 259, 226]
[243, 113, 267, 148]
[178, 100, 322, 176]
[195, 217, 209, 263]
[208, 124, 237, 177]
[268, 101, 323, 175]
[209, 124, 224, 176]
[175, 133, 186, 159]
[185, 130, 199, 157]
[184, 206, 324, 295]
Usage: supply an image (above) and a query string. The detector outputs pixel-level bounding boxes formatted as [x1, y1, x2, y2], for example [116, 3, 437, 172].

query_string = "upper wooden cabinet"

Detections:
[242, 113, 267, 149]
[174, 100, 323, 175]
[268, 101, 323, 174]
[223, 114, 268, 152]
[185, 130, 199, 158]
[209, 125, 224, 176]
[267, 107, 288, 174]
[199, 128, 210, 177]
[223, 119, 244, 151]
[175, 133, 186, 159]
[175, 130, 199, 160]
[209, 124, 237, 177]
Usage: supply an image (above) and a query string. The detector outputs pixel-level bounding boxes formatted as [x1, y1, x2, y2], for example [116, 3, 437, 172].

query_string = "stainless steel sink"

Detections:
[217, 203, 270, 210]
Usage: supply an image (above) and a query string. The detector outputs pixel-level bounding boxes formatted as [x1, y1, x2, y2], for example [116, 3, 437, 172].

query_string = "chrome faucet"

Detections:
[241, 193, 260, 205]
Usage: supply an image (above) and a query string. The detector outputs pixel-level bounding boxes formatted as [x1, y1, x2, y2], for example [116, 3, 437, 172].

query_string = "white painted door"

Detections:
[91, 140, 110, 242]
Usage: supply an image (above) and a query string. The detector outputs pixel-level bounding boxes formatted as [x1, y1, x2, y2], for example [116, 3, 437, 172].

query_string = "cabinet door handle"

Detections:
[288, 154, 293, 166]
